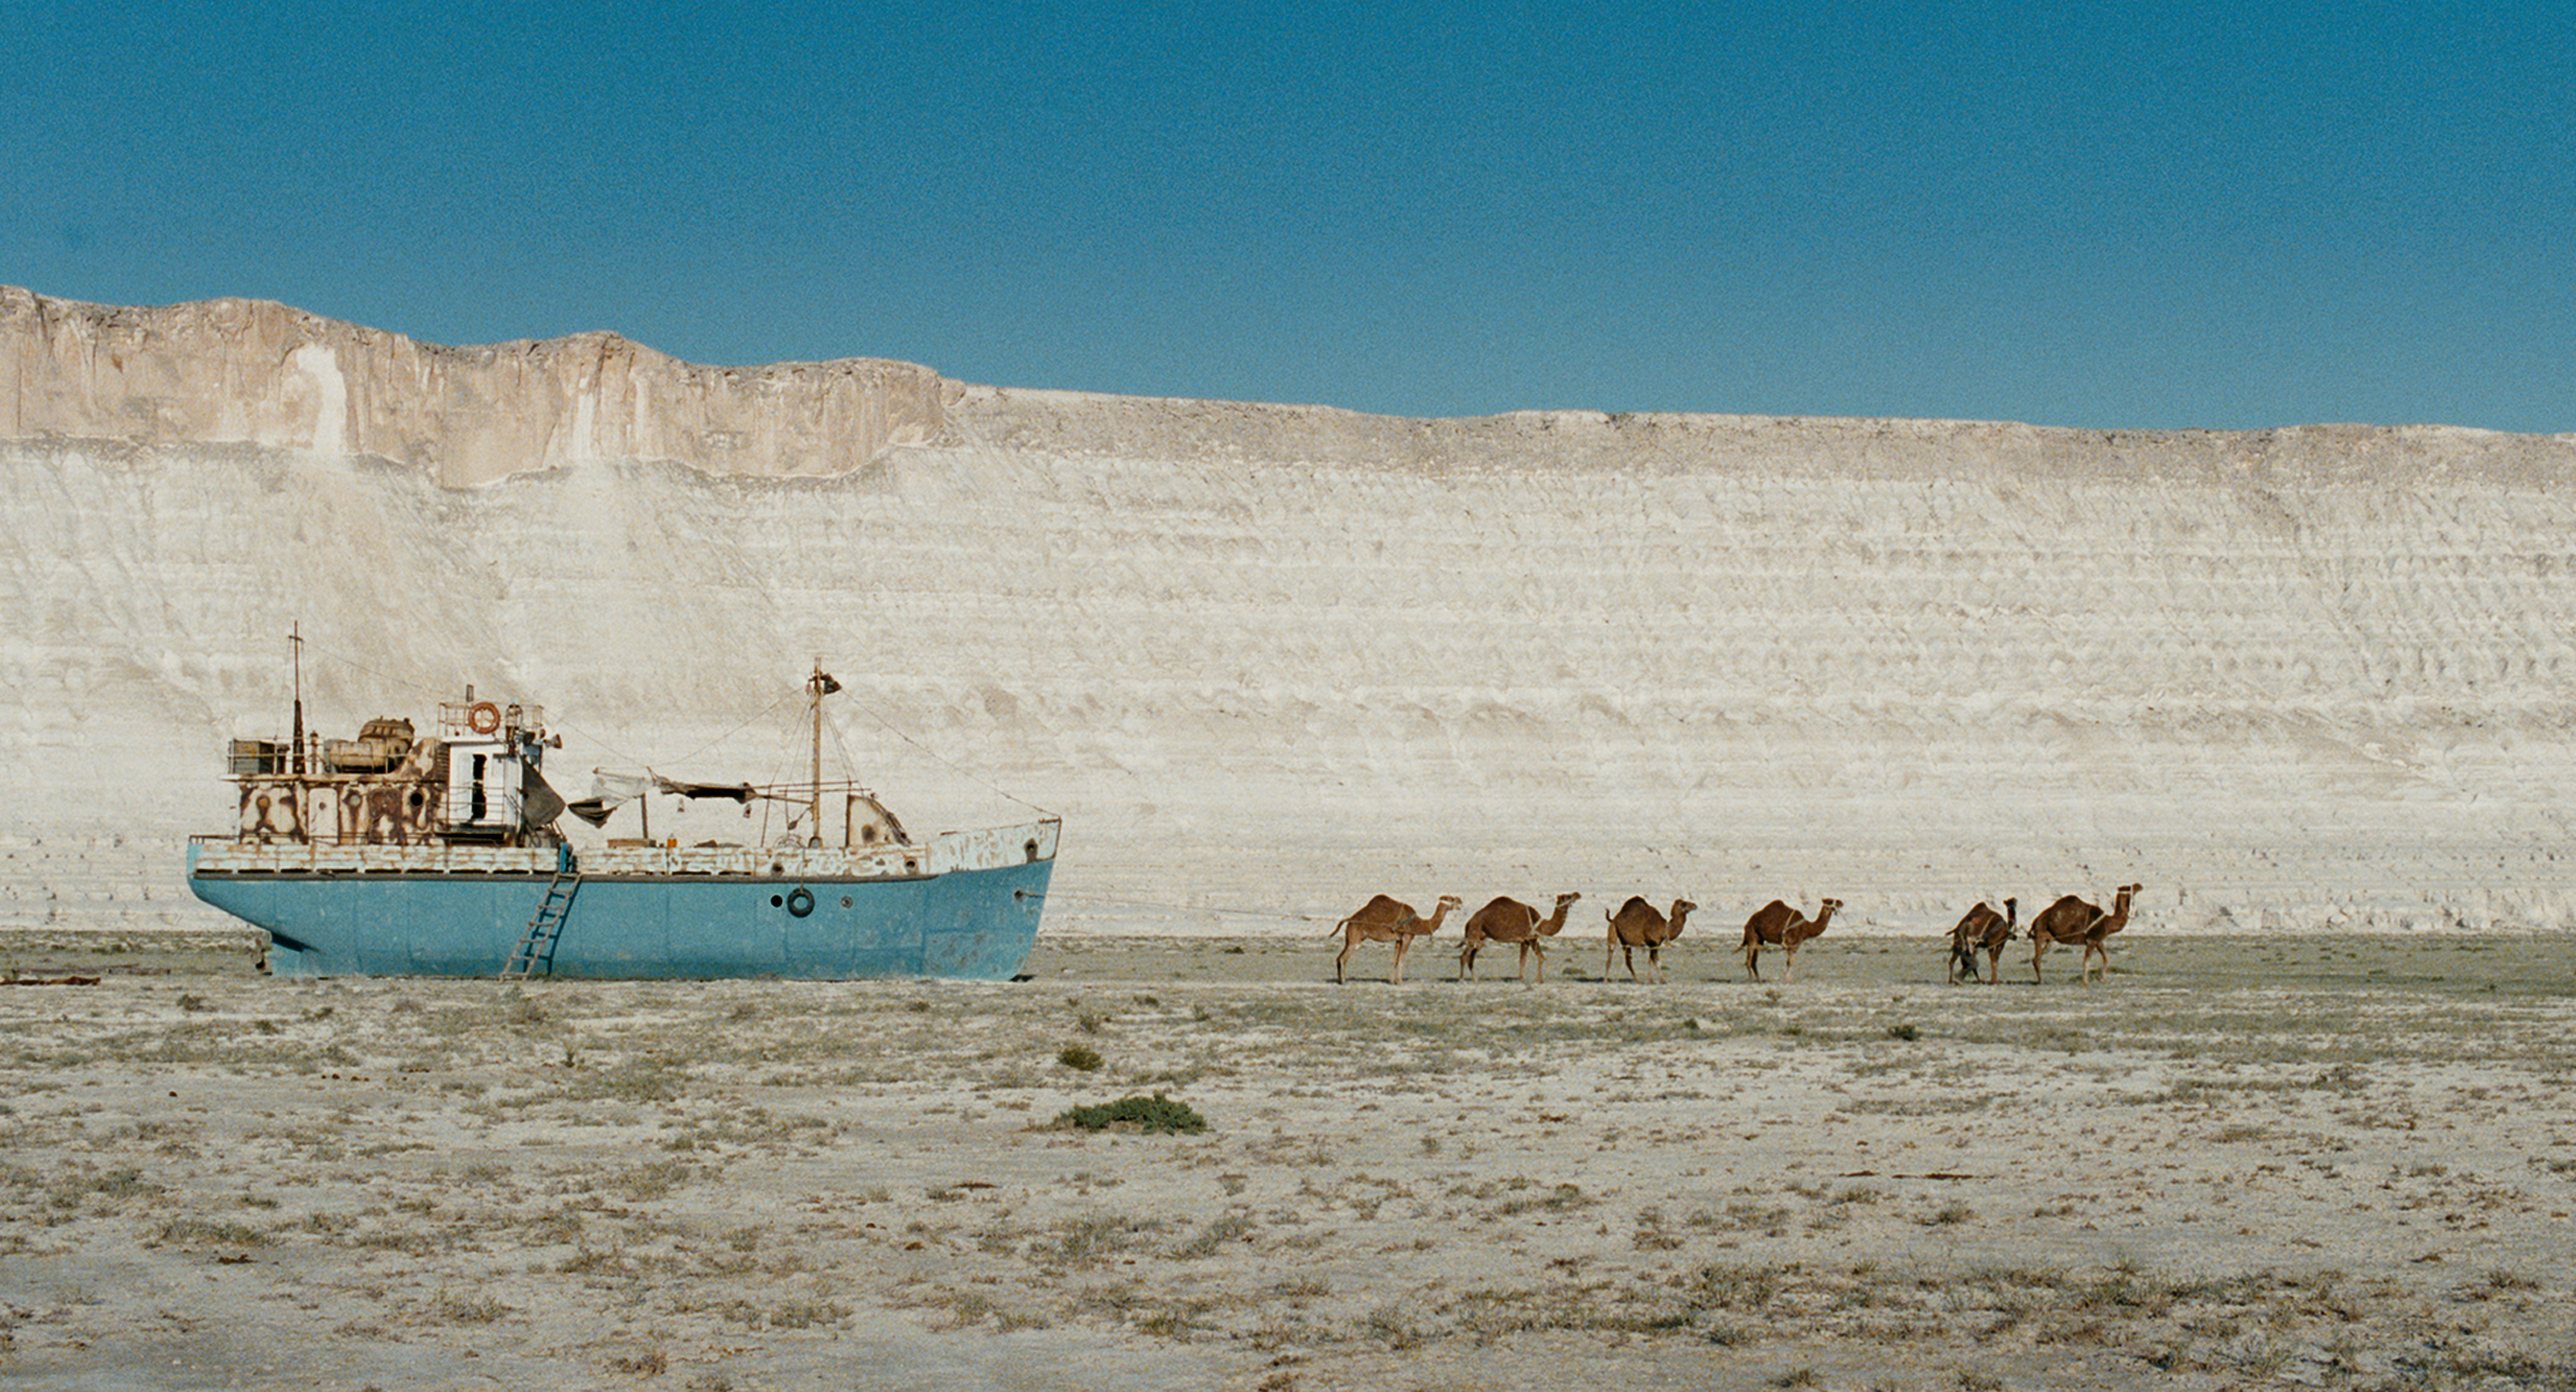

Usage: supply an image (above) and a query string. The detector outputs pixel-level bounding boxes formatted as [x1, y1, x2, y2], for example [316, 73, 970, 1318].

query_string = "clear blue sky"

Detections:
[6, 2, 2569, 432]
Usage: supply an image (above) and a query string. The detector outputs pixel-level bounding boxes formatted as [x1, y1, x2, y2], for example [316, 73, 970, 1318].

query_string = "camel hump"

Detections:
[1333, 893, 1417, 933]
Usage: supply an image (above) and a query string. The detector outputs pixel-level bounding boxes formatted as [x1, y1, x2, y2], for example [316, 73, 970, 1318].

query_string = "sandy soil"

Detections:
[4, 930, 2573, 1390]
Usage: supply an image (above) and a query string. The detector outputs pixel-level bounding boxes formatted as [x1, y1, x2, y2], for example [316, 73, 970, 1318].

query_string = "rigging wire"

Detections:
[653, 686, 805, 774]
[822, 678, 1058, 819]
[298, 639, 654, 773]
[294, 637, 1052, 822]
[299, 644, 459, 724]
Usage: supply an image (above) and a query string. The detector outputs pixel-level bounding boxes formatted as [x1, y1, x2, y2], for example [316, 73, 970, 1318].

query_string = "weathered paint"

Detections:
[186, 819, 1057, 980]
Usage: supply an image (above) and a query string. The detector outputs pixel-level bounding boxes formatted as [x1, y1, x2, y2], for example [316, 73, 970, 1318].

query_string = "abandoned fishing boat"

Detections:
[186, 660, 1057, 980]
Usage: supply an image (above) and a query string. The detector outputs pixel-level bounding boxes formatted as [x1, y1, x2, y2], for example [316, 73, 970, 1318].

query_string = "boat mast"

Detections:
[290, 621, 306, 776]
[807, 662, 841, 847]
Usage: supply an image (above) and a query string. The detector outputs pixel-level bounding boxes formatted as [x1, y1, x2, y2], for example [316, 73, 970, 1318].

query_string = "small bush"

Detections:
[1058, 1044, 1105, 1072]
[1887, 1023, 1920, 1041]
[156, 1218, 269, 1248]
[1052, 1093, 1207, 1135]
[436, 1290, 510, 1324]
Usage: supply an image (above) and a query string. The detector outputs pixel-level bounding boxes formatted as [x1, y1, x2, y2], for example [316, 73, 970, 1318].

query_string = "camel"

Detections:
[1740, 898, 1842, 982]
[1603, 897, 1695, 984]
[2026, 883, 2140, 984]
[1947, 897, 2017, 985]
[1327, 893, 1461, 984]
[1458, 891, 1582, 983]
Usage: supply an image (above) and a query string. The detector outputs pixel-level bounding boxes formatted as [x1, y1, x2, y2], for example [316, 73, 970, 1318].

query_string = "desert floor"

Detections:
[4, 930, 2573, 1391]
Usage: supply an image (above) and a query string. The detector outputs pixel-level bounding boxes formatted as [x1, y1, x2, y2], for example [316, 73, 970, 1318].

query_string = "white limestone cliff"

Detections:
[8, 286, 2576, 943]
[1, 286, 946, 486]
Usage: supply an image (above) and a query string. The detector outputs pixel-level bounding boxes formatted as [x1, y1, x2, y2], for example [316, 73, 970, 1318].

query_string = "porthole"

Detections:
[840, 896, 853, 909]
[769, 894, 784, 908]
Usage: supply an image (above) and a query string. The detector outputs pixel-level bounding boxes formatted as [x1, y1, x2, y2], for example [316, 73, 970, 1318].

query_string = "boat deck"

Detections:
[191, 818, 1059, 880]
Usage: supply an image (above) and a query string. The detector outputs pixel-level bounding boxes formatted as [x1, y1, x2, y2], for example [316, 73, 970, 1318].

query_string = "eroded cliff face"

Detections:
[1, 286, 948, 485]
[9, 289, 2576, 942]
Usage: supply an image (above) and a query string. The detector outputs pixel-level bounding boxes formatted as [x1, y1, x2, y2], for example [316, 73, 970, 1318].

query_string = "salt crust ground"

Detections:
[5, 932, 2573, 1391]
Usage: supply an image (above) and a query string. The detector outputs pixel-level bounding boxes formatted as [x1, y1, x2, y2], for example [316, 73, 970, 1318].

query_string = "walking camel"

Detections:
[1603, 897, 1696, 984]
[1328, 893, 1462, 984]
[2026, 883, 2140, 984]
[1740, 898, 1842, 982]
[1947, 897, 2017, 985]
[1458, 891, 1582, 983]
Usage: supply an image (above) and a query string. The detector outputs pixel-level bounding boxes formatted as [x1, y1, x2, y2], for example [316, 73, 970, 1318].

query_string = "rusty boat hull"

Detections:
[187, 820, 1057, 980]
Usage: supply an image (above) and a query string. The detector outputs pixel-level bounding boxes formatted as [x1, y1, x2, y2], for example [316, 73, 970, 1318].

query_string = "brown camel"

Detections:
[1458, 891, 1582, 983]
[1739, 897, 1842, 982]
[1947, 897, 2017, 985]
[1328, 893, 1462, 984]
[2026, 883, 2140, 984]
[1603, 896, 1696, 984]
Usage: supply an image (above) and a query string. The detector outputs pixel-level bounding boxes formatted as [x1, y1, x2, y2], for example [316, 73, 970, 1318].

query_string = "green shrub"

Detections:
[1058, 1044, 1105, 1072]
[1052, 1093, 1207, 1134]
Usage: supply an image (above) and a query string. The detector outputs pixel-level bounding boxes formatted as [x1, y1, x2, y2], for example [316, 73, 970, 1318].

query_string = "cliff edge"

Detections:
[1, 286, 948, 485]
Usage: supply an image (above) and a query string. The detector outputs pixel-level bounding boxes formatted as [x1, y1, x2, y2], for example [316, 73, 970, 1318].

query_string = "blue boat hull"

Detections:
[187, 851, 1052, 980]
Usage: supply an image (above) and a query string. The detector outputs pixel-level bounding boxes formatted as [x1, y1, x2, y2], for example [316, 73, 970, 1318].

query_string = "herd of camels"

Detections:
[1326, 884, 2143, 987]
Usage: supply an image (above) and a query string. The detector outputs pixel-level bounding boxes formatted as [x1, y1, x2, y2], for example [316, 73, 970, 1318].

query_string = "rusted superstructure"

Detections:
[226, 695, 561, 849]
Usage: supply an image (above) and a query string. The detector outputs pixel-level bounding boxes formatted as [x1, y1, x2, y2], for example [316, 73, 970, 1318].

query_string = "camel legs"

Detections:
[1613, 941, 1648, 984]
[1390, 936, 1412, 985]
[2080, 940, 2109, 985]
[1334, 934, 1355, 985]
[1607, 934, 1641, 983]
[1950, 933, 1989, 985]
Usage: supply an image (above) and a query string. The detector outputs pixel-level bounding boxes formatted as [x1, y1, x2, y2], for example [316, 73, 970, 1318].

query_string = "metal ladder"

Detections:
[500, 850, 581, 981]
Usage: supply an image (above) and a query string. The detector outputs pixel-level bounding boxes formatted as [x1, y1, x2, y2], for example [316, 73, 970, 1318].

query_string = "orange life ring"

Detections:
[467, 701, 502, 735]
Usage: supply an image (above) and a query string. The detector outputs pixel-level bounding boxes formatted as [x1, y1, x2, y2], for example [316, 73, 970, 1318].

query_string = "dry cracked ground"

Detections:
[4, 931, 2574, 1390]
